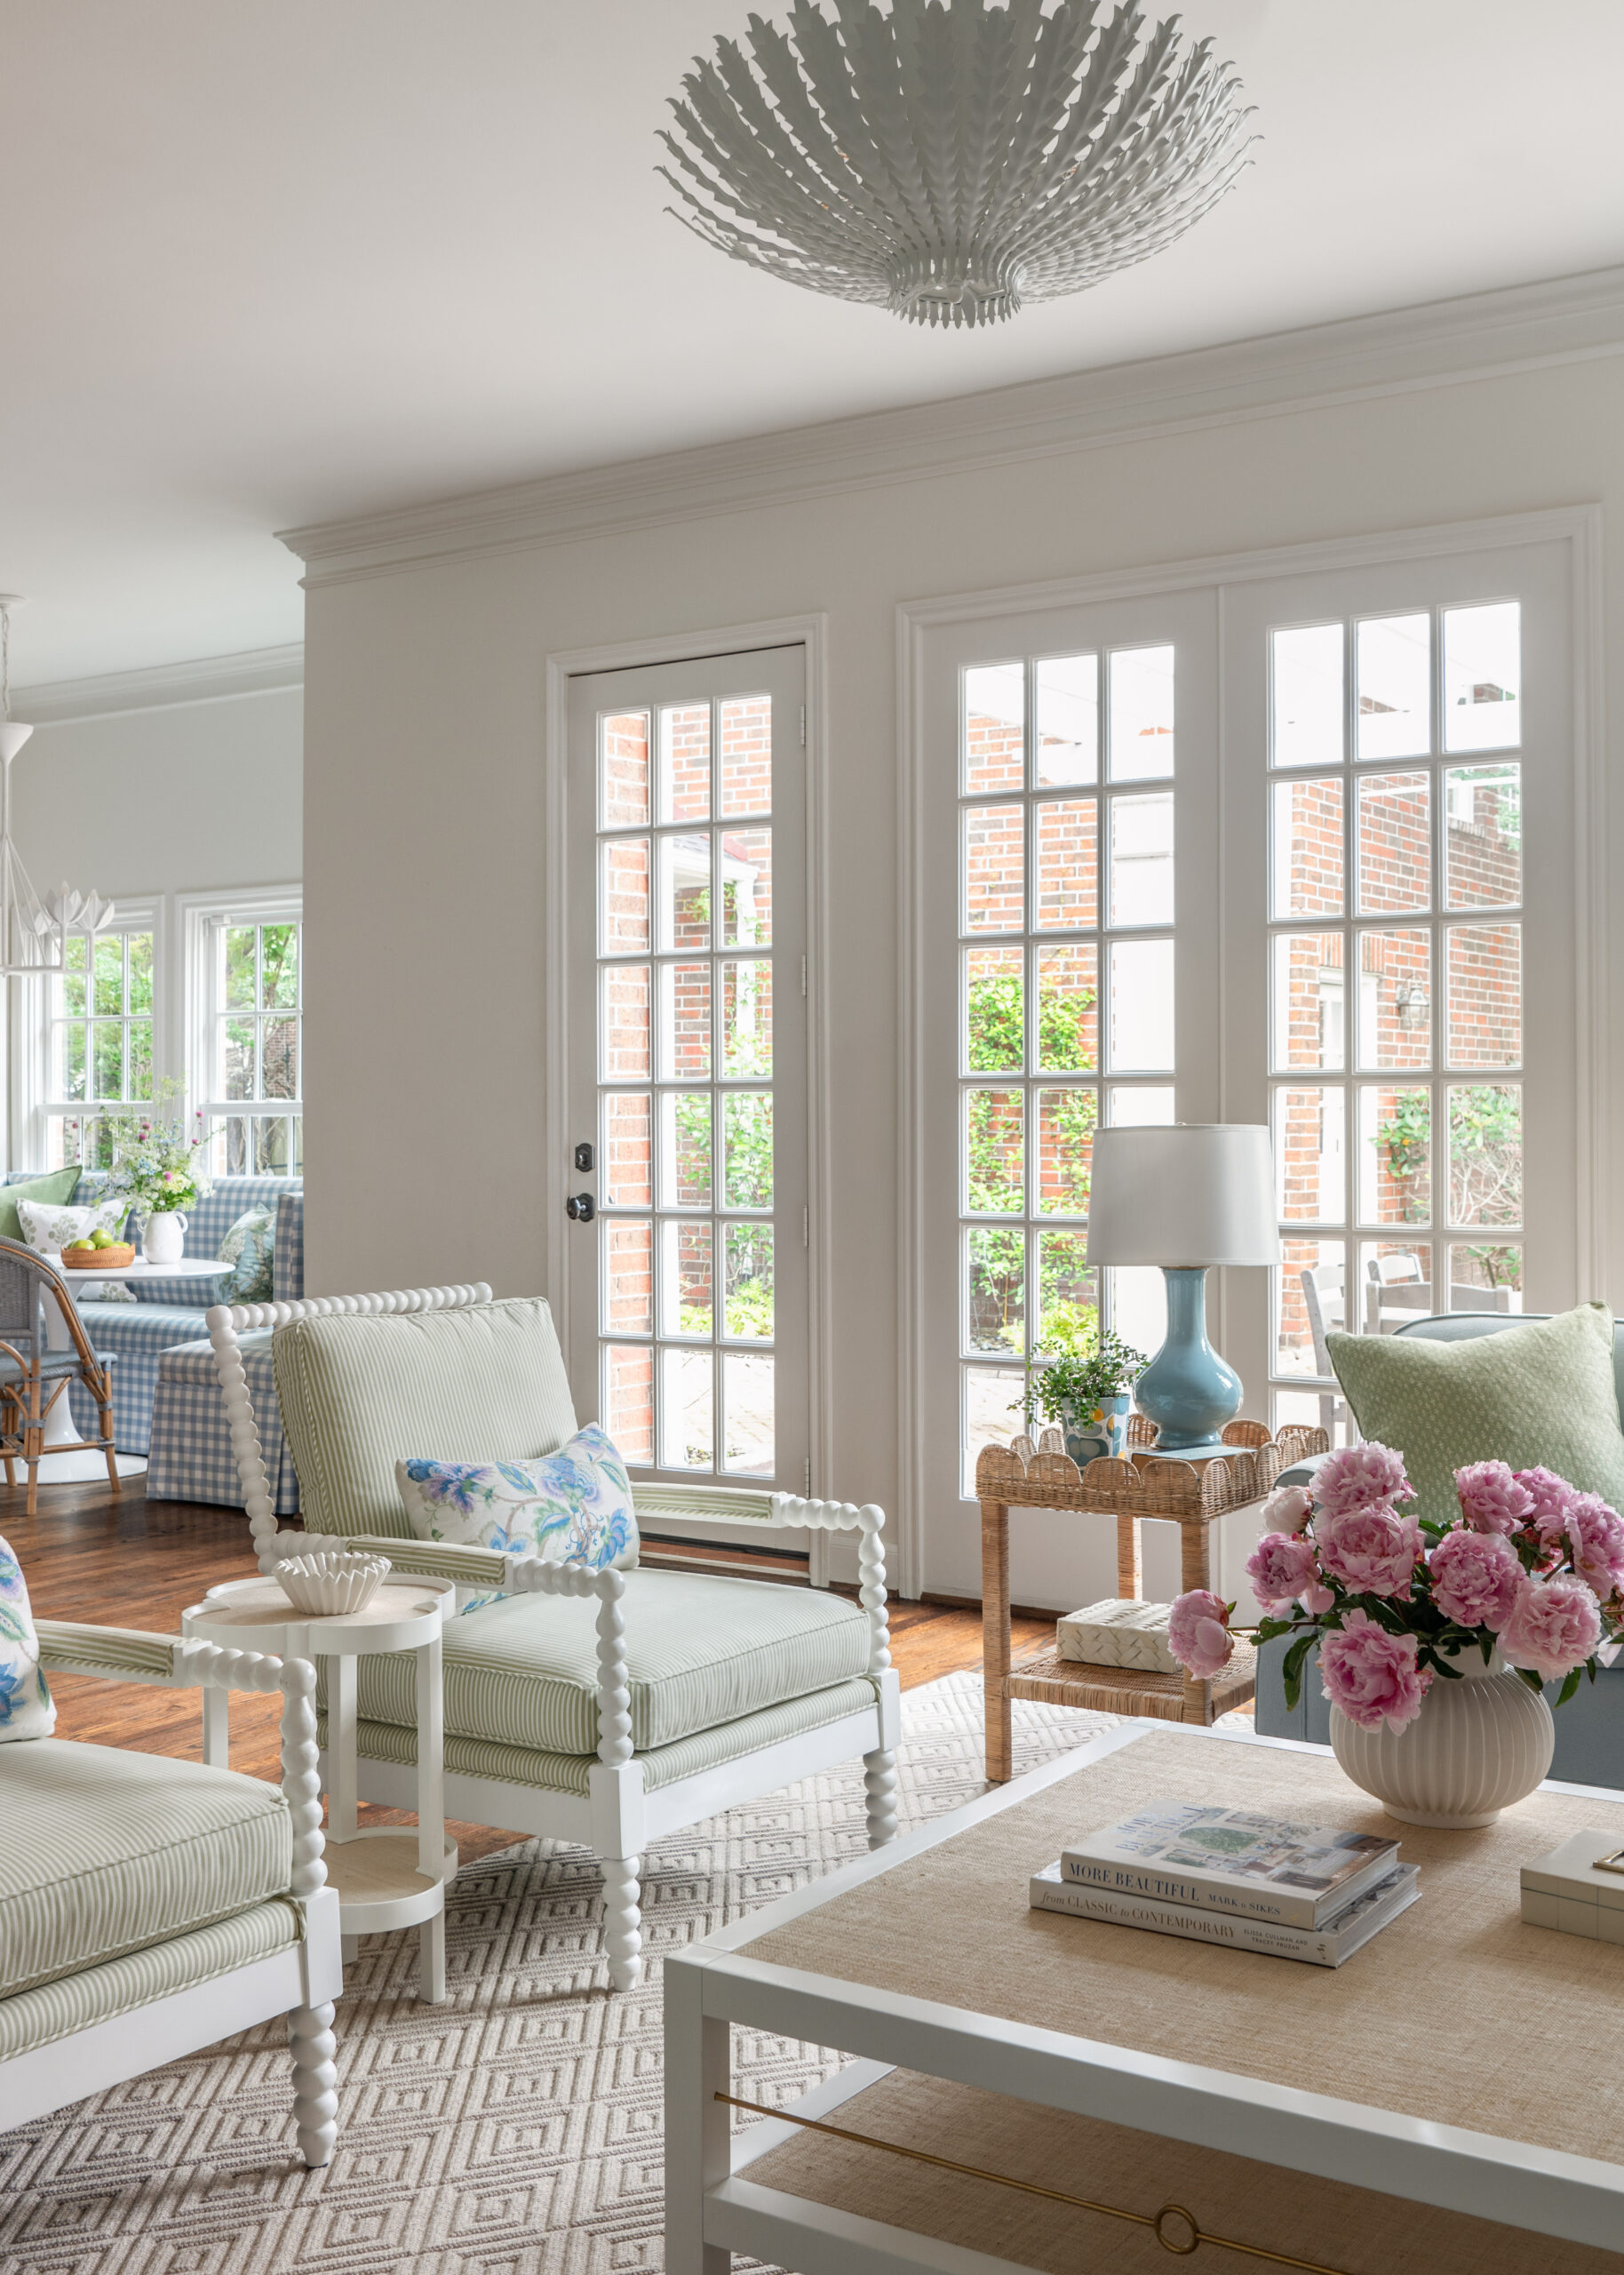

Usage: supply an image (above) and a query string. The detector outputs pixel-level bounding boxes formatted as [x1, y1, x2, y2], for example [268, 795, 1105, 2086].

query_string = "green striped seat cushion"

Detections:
[324, 1674, 880, 1795]
[274, 1298, 580, 1538]
[0, 1739, 292, 2000]
[332, 1569, 872, 1755]
[0, 1899, 300, 2062]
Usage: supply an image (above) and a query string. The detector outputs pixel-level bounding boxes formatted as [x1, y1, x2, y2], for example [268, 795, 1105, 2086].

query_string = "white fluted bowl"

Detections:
[274, 1550, 391, 1617]
[1330, 1649, 1554, 1829]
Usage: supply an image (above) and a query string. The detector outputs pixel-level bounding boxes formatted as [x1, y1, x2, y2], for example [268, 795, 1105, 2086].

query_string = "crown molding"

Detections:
[280, 263, 1624, 587]
[15, 642, 304, 726]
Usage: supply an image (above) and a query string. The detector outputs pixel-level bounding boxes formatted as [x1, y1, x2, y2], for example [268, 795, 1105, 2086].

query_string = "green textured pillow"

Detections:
[0, 1168, 82, 1246]
[1327, 1304, 1624, 1524]
[219, 1207, 276, 1303]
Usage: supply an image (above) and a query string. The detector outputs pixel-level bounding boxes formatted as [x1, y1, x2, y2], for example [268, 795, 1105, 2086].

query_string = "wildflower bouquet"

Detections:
[1168, 1442, 1624, 1733]
[101, 1090, 213, 1219]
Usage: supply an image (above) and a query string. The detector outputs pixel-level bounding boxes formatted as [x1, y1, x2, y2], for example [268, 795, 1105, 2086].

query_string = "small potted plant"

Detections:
[101, 1084, 212, 1265]
[1019, 1311, 1147, 1465]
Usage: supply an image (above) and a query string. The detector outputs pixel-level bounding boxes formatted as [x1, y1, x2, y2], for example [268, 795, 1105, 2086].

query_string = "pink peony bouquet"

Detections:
[1167, 1444, 1624, 1735]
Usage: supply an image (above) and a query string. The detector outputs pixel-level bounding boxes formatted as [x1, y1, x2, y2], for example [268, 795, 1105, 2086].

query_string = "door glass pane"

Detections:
[1271, 934, 1345, 1071]
[722, 1353, 775, 1474]
[603, 1345, 655, 1465]
[602, 966, 651, 1082]
[603, 1219, 653, 1337]
[658, 704, 711, 823]
[1357, 930, 1431, 1070]
[1278, 1237, 1345, 1376]
[1108, 645, 1174, 779]
[1445, 767, 1520, 908]
[724, 1225, 773, 1338]
[722, 1093, 773, 1209]
[1109, 938, 1174, 1072]
[659, 963, 711, 1081]
[966, 1089, 1023, 1215]
[1035, 654, 1097, 786]
[1445, 925, 1520, 1068]
[963, 804, 1024, 931]
[1448, 1084, 1522, 1226]
[965, 946, 1023, 1073]
[661, 1092, 712, 1209]
[1357, 1085, 1430, 1225]
[720, 828, 771, 946]
[1035, 1087, 1095, 1217]
[963, 1365, 1026, 1496]
[603, 1092, 652, 1208]
[1356, 773, 1430, 913]
[602, 839, 650, 954]
[1448, 1241, 1523, 1308]
[601, 713, 650, 828]
[1271, 624, 1343, 768]
[656, 834, 709, 953]
[1359, 1240, 1434, 1335]
[1108, 1086, 1174, 1125]
[659, 1347, 713, 1469]
[718, 696, 772, 816]
[1270, 777, 1343, 918]
[1037, 1231, 1095, 1343]
[720, 958, 772, 1079]
[661, 1219, 713, 1338]
[963, 663, 1025, 796]
[967, 1226, 1024, 1355]
[1444, 602, 1520, 753]
[1109, 1267, 1166, 1362]
[1356, 614, 1430, 761]
[1034, 800, 1096, 930]
[1110, 793, 1174, 927]
[1034, 944, 1096, 1073]
[1274, 1086, 1345, 1223]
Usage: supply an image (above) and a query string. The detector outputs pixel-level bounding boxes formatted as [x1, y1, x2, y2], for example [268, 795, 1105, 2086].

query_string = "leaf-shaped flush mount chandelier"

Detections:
[658, 0, 1254, 331]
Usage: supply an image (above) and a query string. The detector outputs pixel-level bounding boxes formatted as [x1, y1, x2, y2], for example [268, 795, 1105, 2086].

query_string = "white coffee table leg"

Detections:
[417, 1632, 447, 2003]
[665, 1950, 731, 2274]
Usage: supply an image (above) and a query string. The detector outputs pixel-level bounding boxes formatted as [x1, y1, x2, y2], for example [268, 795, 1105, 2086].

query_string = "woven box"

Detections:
[1520, 1828, 1624, 1942]
[1055, 1599, 1179, 1675]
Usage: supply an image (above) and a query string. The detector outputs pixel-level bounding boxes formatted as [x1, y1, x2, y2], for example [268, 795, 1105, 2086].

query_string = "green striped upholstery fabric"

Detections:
[35, 1621, 176, 1682]
[0, 1739, 292, 2000]
[632, 1481, 776, 1529]
[274, 1298, 581, 1538]
[324, 1570, 871, 1756]
[347, 1537, 508, 1590]
[322, 1674, 880, 1796]
[0, 1899, 300, 2063]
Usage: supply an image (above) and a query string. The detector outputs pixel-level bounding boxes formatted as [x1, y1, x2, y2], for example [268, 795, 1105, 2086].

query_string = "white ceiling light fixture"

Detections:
[658, 0, 1254, 332]
[0, 598, 115, 977]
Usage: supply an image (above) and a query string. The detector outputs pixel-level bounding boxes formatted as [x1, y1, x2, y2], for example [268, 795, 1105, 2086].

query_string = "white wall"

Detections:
[297, 352, 1624, 1601]
[12, 685, 303, 903]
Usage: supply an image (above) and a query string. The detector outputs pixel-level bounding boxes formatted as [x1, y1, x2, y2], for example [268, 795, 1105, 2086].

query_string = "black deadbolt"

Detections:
[574, 1141, 593, 1172]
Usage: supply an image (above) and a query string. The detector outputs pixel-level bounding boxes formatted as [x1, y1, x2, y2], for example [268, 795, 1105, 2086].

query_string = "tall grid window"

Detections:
[594, 696, 776, 1476]
[199, 916, 302, 1174]
[1269, 603, 1524, 1434]
[45, 926, 155, 1169]
[958, 645, 1177, 1490]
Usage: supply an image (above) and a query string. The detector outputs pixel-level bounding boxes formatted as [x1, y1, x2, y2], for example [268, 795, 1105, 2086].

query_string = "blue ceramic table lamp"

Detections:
[1085, 1123, 1277, 1457]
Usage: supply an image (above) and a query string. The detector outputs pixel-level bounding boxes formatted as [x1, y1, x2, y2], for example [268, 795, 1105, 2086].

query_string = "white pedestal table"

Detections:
[36, 1255, 231, 1483]
[183, 1572, 457, 2003]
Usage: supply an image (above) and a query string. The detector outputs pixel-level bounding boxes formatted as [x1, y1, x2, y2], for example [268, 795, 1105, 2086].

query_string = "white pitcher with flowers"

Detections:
[1168, 1444, 1624, 1828]
[101, 1085, 213, 1267]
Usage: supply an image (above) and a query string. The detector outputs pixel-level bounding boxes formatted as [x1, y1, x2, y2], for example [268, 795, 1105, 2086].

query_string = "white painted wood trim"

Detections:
[13, 643, 303, 726]
[280, 267, 1624, 584]
[710, 2175, 1037, 2275]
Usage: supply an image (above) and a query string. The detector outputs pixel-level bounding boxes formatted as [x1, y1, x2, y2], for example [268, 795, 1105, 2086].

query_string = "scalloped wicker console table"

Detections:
[978, 1417, 1327, 1781]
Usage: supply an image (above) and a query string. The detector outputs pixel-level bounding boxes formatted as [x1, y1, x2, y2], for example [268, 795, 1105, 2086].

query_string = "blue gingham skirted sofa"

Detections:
[0, 1172, 304, 1511]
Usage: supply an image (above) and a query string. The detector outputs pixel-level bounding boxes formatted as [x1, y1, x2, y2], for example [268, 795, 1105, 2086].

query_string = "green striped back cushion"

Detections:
[273, 1298, 580, 1538]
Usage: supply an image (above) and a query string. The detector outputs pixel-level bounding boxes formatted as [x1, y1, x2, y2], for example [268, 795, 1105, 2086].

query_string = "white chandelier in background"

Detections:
[659, 0, 1254, 332]
[0, 598, 115, 978]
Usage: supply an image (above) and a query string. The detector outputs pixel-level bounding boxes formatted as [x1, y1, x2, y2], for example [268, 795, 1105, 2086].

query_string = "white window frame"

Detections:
[179, 883, 304, 1177]
[898, 507, 1604, 1608]
[20, 897, 165, 1172]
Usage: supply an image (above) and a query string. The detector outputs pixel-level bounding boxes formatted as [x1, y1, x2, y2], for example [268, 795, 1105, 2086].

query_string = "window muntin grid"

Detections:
[593, 696, 777, 1479]
[202, 919, 303, 1176]
[1268, 605, 1524, 1420]
[45, 927, 154, 1170]
[958, 645, 1176, 1492]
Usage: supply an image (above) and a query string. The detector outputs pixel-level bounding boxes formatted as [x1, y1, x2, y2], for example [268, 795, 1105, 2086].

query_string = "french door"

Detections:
[565, 646, 808, 1506]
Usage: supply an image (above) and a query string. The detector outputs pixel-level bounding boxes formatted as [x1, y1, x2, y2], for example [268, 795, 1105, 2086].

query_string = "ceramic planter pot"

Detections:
[1330, 1649, 1554, 1829]
[1063, 1392, 1132, 1467]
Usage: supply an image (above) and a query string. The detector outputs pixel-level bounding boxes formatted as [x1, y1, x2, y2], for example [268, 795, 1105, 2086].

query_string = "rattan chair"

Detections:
[0, 1237, 118, 1512]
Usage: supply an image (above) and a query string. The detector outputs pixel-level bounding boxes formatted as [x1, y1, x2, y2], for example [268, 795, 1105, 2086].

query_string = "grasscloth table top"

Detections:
[742, 1727, 1624, 2168]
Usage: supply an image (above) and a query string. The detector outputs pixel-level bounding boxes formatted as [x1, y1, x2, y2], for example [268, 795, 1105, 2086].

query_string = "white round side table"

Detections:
[181, 1572, 457, 2003]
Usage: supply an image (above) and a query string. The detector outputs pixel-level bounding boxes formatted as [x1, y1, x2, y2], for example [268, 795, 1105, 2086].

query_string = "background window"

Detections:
[44, 925, 155, 1169]
[198, 914, 302, 1174]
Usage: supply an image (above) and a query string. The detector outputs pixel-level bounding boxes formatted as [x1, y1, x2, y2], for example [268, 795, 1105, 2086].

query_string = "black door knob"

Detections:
[566, 1193, 596, 1223]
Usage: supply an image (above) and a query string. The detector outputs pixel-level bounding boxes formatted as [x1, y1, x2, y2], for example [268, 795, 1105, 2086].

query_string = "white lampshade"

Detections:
[1086, 1123, 1277, 1267]
[0, 722, 33, 765]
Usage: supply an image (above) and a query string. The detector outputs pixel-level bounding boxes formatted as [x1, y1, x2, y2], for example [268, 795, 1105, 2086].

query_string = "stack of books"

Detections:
[1031, 1801, 1420, 1968]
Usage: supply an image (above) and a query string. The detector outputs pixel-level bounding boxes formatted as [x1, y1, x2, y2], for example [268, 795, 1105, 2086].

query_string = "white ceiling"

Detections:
[4, 0, 1622, 686]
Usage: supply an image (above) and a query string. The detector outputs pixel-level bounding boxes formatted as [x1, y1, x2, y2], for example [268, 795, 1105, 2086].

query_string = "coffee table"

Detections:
[666, 1721, 1624, 2273]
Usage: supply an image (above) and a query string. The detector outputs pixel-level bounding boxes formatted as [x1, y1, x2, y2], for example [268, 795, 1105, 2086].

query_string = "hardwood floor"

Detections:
[8, 1476, 1053, 1866]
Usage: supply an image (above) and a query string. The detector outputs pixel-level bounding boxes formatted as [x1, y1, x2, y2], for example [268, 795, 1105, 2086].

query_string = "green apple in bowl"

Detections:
[65, 1238, 96, 1253]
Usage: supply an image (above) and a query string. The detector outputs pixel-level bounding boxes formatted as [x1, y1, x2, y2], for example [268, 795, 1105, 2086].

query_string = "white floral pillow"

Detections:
[396, 1425, 639, 1577]
[0, 1535, 54, 1741]
[17, 1197, 127, 1257]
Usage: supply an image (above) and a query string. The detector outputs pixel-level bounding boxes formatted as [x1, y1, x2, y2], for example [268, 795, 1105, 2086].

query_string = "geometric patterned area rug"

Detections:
[0, 1673, 1117, 2275]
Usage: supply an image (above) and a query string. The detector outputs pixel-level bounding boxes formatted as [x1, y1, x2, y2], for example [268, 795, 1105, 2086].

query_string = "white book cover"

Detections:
[1059, 1802, 1401, 1929]
[1031, 1862, 1421, 1967]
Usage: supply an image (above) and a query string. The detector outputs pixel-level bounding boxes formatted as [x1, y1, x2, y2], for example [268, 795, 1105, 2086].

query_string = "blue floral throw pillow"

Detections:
[395, 1424, 639, 1575]
[0, 1536, 54, 1741]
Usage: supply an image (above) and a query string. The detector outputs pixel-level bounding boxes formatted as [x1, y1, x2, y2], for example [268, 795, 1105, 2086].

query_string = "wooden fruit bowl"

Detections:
[61, 1243, 135, 1269]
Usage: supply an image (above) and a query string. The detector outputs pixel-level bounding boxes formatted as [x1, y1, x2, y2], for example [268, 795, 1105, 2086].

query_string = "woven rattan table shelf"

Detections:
[979, 1417, 1327, 1779]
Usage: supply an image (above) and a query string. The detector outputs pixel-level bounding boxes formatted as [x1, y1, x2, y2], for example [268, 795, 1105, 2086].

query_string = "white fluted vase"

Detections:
[1329, 1650, 1554, 1830]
